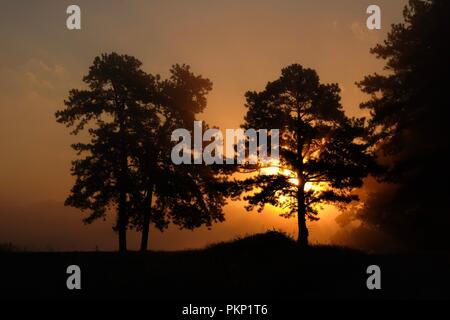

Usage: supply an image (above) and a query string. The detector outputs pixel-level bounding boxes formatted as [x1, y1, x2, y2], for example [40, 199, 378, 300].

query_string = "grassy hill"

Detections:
[1, 231, 449, 300]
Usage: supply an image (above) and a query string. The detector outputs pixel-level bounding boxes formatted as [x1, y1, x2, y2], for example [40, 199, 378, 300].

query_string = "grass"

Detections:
[0, 230, 449, 300]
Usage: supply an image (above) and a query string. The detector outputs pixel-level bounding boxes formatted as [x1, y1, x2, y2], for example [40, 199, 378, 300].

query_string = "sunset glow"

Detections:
[0, 0, 407, 251]
[260, 165, 321, 192]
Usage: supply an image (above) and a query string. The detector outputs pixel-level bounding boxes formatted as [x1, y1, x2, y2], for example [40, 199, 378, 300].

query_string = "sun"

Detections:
[260, 164, 320, 192]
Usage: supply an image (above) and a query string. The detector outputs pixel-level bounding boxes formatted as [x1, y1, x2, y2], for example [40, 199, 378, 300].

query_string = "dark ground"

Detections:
[1, 231, 449, 300]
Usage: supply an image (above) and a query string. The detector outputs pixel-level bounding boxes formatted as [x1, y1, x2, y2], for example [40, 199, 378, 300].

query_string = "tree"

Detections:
[129, 65, 228, 251]
[56, 53, 158, 252]
[354, 0, 450, 249]
[232, 64, 376, 246]
[56, 53, 228, 252]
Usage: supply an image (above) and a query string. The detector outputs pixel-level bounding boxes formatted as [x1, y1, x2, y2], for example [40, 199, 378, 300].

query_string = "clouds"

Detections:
[24, 58, 67, 86]
[0, 58, 69, 100]
[0, 58, 75, 206]
[0, 0, 408, 251]
[349, 20, 383, 42]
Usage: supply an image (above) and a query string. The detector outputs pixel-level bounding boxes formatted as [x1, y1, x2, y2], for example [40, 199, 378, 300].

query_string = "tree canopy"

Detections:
[353, 0, 450, 249]
[56, 53, 228, 251]
[231, 64, 376, 246]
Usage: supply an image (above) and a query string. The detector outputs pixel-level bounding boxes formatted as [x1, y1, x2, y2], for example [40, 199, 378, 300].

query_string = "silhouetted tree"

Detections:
[354, 0, 450, 249]
[56, 53, 158, 252]
[232, 64, 376, 246]
[129, 65, 227, 251]
[56, 54, 228, 252]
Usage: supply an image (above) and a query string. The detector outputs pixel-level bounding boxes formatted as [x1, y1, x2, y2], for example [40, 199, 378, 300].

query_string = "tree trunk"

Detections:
[118, 191, 128, 252]
[118, 223, 127, 252]
[297, 186, 309, 247]
[117, 153, 128, 252]
[116, 101, 128, 252]
[140, 186, 154, 252]
[117, 136, 128, 252]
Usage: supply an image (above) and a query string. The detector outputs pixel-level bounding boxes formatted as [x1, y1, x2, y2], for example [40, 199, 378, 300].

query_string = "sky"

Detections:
[0, 0, 407, 251]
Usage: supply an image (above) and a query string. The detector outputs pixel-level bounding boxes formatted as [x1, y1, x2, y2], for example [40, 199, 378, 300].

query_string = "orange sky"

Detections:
[0, 0, 407, 251]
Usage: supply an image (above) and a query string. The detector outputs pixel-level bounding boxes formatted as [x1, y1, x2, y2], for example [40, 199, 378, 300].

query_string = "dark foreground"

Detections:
[1, 231, 449, 300]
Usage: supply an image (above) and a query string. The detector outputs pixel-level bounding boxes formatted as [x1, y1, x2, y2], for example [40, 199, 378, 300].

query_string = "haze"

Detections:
[0, 0, 406, 250]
